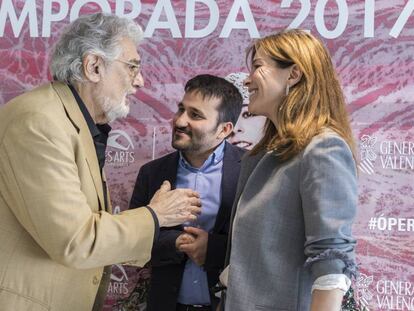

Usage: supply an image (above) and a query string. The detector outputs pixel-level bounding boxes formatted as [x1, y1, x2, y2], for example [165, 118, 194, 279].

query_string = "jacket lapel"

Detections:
[162, 152, 179, 190]
[223, 148, 265, 265]
[102, 170, 112, 213]
[213, 142, 242, 232]
[233, 149, 266, 210]
[147, 152, 179, 202]
[52, 82, 105, 211]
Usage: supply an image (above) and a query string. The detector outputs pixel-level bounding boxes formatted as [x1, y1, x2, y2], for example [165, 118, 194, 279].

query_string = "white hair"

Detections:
[50, 13, 143, 84]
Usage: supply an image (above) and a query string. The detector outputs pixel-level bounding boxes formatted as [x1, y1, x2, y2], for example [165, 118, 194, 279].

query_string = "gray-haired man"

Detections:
[0, 13, 201, 311]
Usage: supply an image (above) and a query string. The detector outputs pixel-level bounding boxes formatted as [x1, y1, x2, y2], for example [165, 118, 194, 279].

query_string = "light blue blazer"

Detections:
[226, 130, 357, 311]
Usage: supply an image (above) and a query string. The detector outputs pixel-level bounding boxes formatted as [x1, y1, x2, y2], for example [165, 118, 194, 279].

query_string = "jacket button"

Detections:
[93, 276, 100, 285]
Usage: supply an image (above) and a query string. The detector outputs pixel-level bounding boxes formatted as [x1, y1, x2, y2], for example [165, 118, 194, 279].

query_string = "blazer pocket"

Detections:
[0, 287, 50, 311]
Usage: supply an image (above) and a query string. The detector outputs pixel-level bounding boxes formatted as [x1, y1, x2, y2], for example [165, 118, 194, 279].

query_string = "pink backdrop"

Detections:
[1, 1, 414, 310]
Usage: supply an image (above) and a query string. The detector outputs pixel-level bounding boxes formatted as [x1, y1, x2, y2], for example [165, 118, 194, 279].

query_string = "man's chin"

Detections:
[121, 105, 130, 117]
[99, 96, 130, 123]
[105, 105, 129, 123]
[172, 140, 191, 151]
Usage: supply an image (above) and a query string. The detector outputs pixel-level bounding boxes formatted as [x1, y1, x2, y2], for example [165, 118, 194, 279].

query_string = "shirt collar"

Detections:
[68, 84, 112, 138]
[179, 140, 226, 171]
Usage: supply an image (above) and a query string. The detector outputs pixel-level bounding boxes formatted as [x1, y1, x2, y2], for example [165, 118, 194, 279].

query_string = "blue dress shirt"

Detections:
[176, 141, 225, 305]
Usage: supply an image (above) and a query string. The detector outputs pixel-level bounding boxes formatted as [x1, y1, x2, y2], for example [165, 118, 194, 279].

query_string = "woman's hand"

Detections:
[310, 289, 343, 311]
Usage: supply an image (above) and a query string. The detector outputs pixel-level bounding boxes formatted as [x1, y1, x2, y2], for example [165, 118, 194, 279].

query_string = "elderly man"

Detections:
[0, 13, 200, 311]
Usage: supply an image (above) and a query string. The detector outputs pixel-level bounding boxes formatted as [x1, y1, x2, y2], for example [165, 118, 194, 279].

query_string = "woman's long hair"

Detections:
[249, 29, 356, 162]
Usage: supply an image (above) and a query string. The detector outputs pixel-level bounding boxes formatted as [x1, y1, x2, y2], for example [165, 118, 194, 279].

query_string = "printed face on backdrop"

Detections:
[96, 37, 144, 123]
[244, 48, 291, 119]
[226, 72, 266, 150]
[231, 104, 266, 149]
[172, 90, 224, 155]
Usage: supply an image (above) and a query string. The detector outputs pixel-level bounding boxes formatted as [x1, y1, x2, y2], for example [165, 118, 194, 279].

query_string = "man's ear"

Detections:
[83, 54, 103, 83]
[288, 64, 303, 87]
[217, 122, 234, 140]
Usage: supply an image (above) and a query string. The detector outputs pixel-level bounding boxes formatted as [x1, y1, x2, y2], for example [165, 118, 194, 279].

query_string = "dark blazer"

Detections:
[130, 142, 244, 311]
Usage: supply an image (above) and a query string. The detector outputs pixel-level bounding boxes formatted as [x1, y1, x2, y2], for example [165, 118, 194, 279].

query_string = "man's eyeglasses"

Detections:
[115, 59, 141, 78]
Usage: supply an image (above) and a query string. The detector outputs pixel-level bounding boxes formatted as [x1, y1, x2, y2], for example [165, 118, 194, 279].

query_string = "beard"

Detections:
[171, 127, 213, 153]
[99, 94, 130, 123]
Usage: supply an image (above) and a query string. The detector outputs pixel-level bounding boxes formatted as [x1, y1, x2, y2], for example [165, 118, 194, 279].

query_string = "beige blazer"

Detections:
[0, 82, 155, 311]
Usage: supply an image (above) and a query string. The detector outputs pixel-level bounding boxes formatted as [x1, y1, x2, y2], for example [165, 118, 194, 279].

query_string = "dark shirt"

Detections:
[68, 85, 159, 237]
[68, 84, 111, 210]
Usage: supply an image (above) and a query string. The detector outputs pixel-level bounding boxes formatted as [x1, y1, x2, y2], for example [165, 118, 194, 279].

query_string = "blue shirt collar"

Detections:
[179, 140, 226, 172]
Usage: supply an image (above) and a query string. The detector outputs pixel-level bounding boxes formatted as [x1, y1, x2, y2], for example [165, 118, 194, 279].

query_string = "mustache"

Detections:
[126, 89, 136, 96]
[174, 126, 191, 135]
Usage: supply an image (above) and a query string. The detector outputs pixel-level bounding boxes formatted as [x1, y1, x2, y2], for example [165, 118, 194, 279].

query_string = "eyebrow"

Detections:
[128, 59, 141, 65]
[177, 103, 205, 116]
[189, 107, 204, 115]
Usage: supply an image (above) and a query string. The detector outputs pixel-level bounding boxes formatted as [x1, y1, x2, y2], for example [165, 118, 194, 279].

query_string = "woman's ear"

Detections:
[288, 64, 303, 87]
[83, 54, 103, 83]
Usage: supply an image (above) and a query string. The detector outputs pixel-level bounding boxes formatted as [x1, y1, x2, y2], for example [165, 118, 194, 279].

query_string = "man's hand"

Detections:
[178, 226, 208, 266]
[175, 232, 195, 250]
[148, 181, 201, 227]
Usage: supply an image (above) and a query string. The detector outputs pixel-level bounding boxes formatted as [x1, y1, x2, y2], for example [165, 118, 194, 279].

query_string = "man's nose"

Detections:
[174, 112, 189, 127]
[133, 71, 144, 88]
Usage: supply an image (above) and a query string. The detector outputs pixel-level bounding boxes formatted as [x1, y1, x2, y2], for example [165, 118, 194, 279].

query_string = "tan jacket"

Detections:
[0, 82, 155, 311]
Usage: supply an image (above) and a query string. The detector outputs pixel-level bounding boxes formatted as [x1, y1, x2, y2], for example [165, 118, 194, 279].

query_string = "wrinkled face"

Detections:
[230, 103, 266, 149]
[244, 48, 291, 119]
[97, 37, 144, 123]
[172, 91, 224, 154]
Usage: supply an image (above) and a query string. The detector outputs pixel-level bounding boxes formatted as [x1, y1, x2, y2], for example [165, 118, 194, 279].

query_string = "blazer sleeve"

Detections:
[0, 112, 155, 269]
[151, 229, 185, 266]
[204, 233, 227, 270]
[299, 134, 357, 281]
[129, 158, 185, 266]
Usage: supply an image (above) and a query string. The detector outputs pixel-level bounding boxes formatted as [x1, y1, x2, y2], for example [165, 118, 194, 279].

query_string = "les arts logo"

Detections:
[106, 130, 135, 166]
[109, 264, 129, 295]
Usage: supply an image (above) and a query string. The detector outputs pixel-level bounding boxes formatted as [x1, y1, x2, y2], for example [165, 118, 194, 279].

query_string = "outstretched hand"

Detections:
[148, 181, 201, 227]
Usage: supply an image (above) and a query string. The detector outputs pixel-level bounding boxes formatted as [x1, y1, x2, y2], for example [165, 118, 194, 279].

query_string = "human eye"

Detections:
[252, 60, 261, 68]
[129, 64, 140, 75]
[242, 111, 253, 118]
[250, 62, 261, 73]
[176, 105, 184, 113]
[190, 111, 203, 119]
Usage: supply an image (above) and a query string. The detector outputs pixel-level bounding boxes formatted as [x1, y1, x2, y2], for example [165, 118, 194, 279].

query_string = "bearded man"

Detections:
[0, 13, 201, 311]
[130, 75, 244, 311]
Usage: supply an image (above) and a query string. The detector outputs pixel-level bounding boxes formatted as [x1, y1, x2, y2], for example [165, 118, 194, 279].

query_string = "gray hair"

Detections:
[50, 13, 143, 84]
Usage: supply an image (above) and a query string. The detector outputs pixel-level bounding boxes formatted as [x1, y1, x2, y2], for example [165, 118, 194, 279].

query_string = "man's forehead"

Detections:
[119, 37, 140, 61]
[182, 91, 221, 110]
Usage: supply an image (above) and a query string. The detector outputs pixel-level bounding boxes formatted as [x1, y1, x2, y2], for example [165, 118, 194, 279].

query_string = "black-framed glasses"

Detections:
[115, 59, 141, 78]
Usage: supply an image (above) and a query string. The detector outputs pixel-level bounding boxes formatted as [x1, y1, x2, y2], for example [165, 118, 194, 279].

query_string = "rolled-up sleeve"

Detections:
[299, 134, 358, 281]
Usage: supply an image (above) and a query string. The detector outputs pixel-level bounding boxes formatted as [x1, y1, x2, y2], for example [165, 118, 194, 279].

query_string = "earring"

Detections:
[285, 84, 290, 96]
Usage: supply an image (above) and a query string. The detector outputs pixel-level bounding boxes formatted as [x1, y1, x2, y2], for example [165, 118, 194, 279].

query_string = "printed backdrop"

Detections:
[1, 1, 414, 310]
